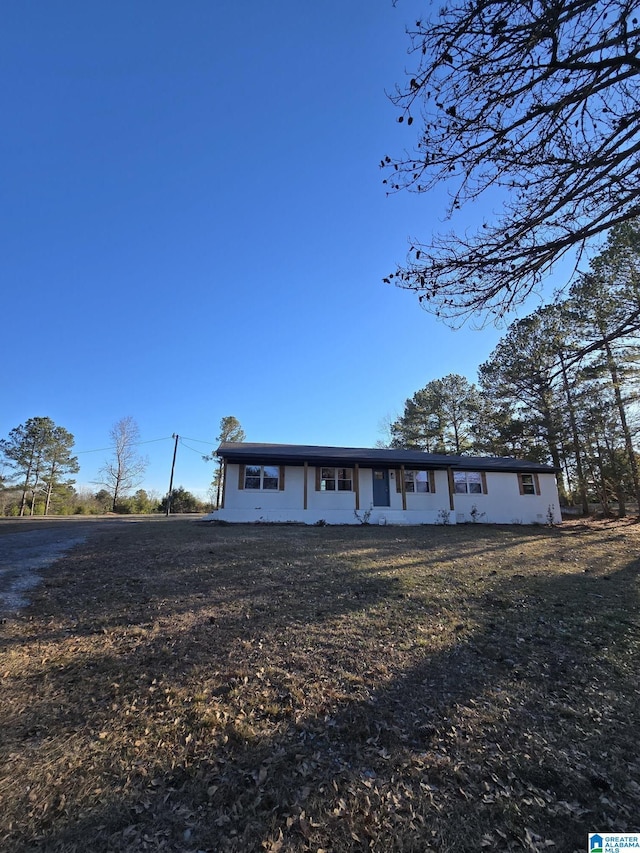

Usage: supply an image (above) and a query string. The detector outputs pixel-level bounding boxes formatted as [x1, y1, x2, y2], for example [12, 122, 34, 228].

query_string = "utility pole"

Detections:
[166, 433, 179, 517]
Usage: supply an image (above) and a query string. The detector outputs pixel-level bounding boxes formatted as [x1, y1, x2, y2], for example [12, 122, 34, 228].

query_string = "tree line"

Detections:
[386, 223, 640, 516]
[0, 416, 210, 517]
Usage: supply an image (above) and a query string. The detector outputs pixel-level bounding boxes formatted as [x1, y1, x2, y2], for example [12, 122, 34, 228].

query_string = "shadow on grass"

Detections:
[2, 521, 640, 852]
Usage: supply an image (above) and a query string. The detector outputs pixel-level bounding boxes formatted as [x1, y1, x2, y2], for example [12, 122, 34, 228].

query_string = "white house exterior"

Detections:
[205, 443, 562, 526]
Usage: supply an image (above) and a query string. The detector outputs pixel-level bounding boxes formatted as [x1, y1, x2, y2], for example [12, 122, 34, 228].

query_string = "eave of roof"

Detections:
[216, 442, 558, 474]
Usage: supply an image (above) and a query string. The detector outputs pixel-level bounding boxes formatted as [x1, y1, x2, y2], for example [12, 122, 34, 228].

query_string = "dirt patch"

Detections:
[1, 518, 639, 852]
[0, 526, 94, 613]
[0, 517, 155, 615]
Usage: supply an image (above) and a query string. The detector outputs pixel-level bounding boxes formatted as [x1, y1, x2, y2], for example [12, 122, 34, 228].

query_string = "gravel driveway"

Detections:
[0, 523, 95, 614]
[0, 516, 201, 616]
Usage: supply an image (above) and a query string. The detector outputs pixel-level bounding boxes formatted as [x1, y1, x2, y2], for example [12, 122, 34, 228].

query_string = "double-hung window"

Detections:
[404, 470, 432, 493]
[243, 465, 280, 490]
[317, 467, 353, 491]
[517, 473, 540, 495]
[453, 471, 485, 494]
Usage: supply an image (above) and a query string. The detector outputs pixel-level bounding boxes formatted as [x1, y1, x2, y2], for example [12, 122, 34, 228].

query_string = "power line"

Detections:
[75, 436, 174, 455]
[179, 438, 212, 457]
[76, 434, 216, 457]
[180, 436, 216, 446]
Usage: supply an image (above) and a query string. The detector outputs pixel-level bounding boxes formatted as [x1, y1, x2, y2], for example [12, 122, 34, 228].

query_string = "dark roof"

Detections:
[216, 442, 558, 473]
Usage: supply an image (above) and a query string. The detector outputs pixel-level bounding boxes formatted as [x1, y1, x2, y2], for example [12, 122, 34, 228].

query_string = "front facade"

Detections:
[206, 443, 562, 525]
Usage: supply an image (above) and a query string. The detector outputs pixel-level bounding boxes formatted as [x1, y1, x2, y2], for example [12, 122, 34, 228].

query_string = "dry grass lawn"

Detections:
[1, 518, 639, 852]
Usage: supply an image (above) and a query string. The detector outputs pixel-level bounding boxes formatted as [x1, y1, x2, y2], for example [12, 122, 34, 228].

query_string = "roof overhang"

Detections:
[216, 442, 558, 474]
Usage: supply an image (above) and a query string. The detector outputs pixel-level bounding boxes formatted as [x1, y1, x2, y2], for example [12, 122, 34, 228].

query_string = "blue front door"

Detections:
[372, 469, 390, 506]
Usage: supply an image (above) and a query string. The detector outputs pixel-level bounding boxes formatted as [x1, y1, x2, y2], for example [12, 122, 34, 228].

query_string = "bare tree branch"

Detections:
[99, 416, 148, 511]
[384, 0, 640, 323]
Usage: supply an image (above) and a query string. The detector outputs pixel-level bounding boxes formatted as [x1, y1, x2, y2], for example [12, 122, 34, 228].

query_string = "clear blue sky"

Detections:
[1, 0, 561, 499]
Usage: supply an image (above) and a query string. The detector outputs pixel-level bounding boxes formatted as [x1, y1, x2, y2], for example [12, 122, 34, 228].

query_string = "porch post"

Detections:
[303, 461, 308, 510]
[221, 460, 228, 509]
[399, 465, 407, 511]
[354, 463, 360, 510]
[446, 467, 455, 512]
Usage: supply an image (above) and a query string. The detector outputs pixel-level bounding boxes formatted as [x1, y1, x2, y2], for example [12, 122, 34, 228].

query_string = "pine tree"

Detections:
[205, 416, 246, 509]
[479, 312, 569, 499]
[391, 374, 479, 455]
[41, 426, 79, 515]
[0, 418, 78, 516]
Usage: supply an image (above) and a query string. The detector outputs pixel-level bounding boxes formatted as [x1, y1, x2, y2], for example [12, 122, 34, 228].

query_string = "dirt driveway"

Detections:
[0, 516, 171, 615]
[0, 520, 97, 614]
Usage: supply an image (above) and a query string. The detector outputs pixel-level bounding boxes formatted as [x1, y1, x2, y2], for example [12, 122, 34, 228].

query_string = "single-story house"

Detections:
[205, 442, 562, 525]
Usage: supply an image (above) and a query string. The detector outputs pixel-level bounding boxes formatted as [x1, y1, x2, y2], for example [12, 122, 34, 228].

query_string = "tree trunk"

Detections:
[29, 462, 43, 516]
[603, 338, 640, 515]
[19, 448, 36, 517]
[44, 458, 59, 516]
[559, 351, 589, 515]
[541, 398, 566, 502]
[44, 484, 53, 516]
[589, 440, 611, 516]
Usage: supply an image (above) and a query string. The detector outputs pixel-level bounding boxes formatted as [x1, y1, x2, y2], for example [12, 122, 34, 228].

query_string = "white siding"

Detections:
[206, 463, 561, 525]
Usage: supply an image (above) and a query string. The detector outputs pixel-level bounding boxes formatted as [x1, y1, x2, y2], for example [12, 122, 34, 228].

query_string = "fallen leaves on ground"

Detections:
[1, 518, 639, 852]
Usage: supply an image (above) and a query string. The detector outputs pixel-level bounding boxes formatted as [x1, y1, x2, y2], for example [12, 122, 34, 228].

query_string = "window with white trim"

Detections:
[318, 467, 353, 491]
[244, 464, 280, 490]
[454, 471, 484, 494]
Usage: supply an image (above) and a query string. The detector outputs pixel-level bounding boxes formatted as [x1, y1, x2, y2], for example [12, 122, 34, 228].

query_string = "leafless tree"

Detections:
[99, 416, 148, 512]
[383, 0, 640, 323]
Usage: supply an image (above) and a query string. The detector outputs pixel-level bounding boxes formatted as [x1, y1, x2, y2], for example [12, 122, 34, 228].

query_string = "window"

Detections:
[454, 471, 486, 494]
[520, 474, 535, 495]
[317, 467, 353, 491]
[518, 473, 540, 495]
[242, 464, 281, 490]
[404, 470, 432, 493]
